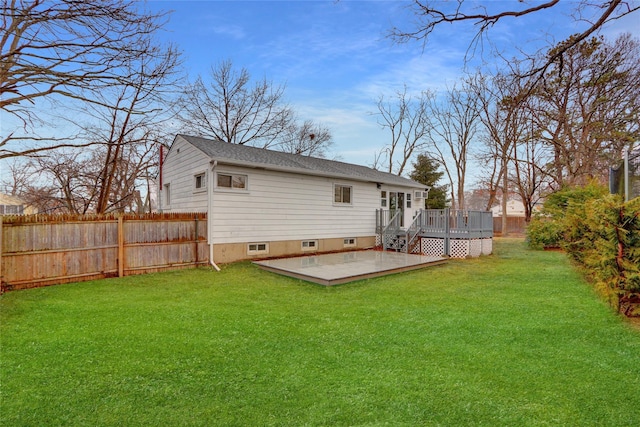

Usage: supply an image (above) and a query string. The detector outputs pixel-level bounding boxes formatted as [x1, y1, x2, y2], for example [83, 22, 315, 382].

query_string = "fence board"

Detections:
[493, 216, 527, 235]
[0, 213, 209, 291]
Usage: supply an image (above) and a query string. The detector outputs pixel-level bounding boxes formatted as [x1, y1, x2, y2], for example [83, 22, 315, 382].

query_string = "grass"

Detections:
[1, 238, 639, 426]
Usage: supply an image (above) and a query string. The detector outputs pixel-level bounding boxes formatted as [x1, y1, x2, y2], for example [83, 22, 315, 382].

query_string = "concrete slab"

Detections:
[253, 250, 447, 286]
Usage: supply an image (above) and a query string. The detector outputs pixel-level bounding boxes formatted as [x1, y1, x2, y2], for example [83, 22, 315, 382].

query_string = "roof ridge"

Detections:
[177, 134, 426, 188]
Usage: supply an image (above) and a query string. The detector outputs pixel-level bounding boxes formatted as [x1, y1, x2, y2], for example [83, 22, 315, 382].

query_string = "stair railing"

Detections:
[404, 210, 424, 254]
[382, 210, 402, 251]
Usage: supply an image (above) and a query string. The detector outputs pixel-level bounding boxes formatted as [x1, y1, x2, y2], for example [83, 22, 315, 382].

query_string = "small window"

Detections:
[302, 240, 318, 251]
[164, 183, 171, 206]
[343, 238, 356, 247]
[380, 191, 387, 207]
[406, 193, 412, 209]
[248, 242, 269, 255]
[217, 173, 247, 190]
[334, 184, 352, 204]
[194, 172, 206, 191]
[0, 205, 24, 214]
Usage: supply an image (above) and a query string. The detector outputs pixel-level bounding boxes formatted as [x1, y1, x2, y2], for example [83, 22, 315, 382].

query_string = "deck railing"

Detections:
[380, 210, 403, 251]
[376, 209, 402, 234]
[376, 208, 493, 253]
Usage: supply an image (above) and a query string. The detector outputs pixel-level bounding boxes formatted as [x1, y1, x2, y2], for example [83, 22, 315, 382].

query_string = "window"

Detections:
[194, 172, 206, 191]
[380, 191, 387, 207]
[334, 184, 352, 204]
[0, 205, 24, 215]
[248, 242, 269, 255]
[217, 173, 247, 190]
[164, 183, 171, 206]
[406, 193, 412, 208]
[343, 238, 356, 247]
[302, 240, 318, 251]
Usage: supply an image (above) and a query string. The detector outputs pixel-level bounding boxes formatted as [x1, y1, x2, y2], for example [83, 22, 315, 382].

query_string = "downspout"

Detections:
[208, 159, 221, 271]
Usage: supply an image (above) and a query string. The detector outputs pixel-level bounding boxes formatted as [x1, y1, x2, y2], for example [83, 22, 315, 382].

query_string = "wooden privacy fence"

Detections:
[0, 213, 208, 291]
[493, 216, 527, 236]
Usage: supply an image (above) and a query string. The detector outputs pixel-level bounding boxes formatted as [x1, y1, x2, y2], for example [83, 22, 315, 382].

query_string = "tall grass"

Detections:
[1, 239, 639, 426]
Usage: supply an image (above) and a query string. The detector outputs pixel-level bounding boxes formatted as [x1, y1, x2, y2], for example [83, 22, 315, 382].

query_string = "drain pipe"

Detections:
[208, 160, 221, 272]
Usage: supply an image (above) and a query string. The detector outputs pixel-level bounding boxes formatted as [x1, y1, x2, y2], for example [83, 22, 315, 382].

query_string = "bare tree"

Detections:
[425, 83, 481, 210]
[389, 0, 639, 79]
[76, 44, 180, 214]
[28, 151, 98, 214]
[510, 124, 550, 223]
[8, 142, 158, 215]
[179, 60, 293, 148]
[532, 34, 640, 187]
[0, 0, 176, 159]
[277, 119, 333, 157]
[373, 86, 431, 175]
[470, 71, 537, 231]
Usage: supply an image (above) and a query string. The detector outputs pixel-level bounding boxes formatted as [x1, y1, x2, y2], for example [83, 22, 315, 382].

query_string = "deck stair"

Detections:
[376, 208, 494, 257]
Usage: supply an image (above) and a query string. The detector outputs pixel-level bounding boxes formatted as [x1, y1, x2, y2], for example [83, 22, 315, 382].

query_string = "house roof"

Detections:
[176, 134, 427, 189]
[0, 193, 26, 205]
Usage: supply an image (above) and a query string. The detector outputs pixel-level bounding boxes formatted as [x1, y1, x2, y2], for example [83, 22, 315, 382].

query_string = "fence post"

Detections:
[0, 216, 3, 290]
[118, 216, 124, 277]
[195, 217, 199, 264]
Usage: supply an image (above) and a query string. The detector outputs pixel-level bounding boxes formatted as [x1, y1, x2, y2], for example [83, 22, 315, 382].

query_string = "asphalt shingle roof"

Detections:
[177, 134, 426, 188]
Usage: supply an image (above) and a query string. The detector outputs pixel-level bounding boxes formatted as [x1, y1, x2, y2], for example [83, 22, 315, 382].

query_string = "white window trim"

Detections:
[216, 172, 249, 192]
[193, 171, 207, 193]
[343, 238, 357, 248]
[380, 190, 387, 208]
[164, 183, 171, 207]
[333, 183, 353, 206]
[247, 242, 269, 255]
[301, 240, 318, 251]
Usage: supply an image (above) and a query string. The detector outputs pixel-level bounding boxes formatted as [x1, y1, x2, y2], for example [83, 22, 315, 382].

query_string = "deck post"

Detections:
[444, 208, 450, 256]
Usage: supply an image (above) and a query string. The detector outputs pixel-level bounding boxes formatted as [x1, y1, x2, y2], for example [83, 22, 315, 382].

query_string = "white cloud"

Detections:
[210, 24, 246, 40]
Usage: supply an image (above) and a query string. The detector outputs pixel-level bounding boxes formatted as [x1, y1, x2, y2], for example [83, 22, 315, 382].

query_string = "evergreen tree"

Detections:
[409, 154, 449, 208]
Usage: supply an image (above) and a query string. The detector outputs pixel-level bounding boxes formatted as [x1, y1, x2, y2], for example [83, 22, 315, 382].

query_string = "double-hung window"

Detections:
[334, 184, 352, 205]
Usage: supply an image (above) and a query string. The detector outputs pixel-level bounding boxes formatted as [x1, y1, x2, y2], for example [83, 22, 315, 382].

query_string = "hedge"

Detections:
[527, 185, 640, 316]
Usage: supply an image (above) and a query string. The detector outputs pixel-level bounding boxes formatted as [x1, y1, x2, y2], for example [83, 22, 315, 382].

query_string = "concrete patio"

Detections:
[253, 250, 446, 286]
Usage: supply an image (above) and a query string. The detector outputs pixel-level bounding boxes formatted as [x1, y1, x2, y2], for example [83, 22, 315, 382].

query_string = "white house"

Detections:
[161, 135, 428, 265]
[491, 199, 527, 217]
[0, 193, 37, 215]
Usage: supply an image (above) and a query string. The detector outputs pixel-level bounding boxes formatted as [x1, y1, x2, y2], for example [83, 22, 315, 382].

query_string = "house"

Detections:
[0, 193, 37, 215]
[491, 199, 526, 217]
[160, 135, 429, 265]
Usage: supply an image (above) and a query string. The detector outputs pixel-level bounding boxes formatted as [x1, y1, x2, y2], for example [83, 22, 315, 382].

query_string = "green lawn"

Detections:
[1, 239, 639, 426]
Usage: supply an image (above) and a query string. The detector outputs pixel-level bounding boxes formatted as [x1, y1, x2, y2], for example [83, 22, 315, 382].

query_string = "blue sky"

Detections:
[145, 0, 638, 181]
[1, 1, 637, 188]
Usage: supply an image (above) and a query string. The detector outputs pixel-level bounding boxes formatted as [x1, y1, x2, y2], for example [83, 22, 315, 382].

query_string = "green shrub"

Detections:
[526, 214, 563, 249]
[527, 184, 640, 316]
[527, 184, 607, 251]
[577, 195, 639, 306]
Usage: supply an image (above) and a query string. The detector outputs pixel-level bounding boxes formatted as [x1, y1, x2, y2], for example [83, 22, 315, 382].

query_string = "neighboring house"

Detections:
[161, 134, 428, 264]
[491, 199, 526, 217]
[0, 193, 37, 215]
[491, 199, 542, 217]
